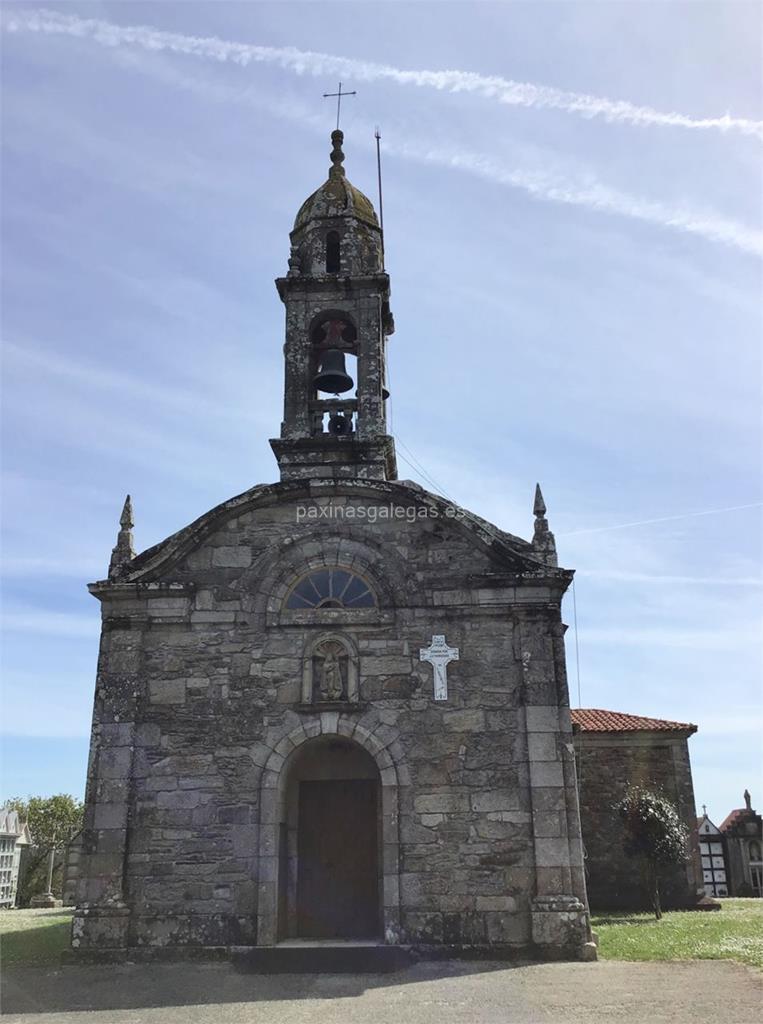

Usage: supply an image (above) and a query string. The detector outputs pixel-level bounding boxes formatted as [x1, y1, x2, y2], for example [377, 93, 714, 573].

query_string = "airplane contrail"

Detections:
[560, 502, 763, 536]
[4, 8, 762, 140]
[21, 30, 762, 258]
[6, 10, 761, 255]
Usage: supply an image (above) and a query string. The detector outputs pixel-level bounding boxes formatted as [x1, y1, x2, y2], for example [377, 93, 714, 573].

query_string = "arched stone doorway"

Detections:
[256, 717, 404, 947]
[279, 736, 381, 940]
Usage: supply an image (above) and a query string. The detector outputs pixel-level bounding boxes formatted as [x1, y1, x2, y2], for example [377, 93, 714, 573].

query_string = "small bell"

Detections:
[314, 349, 354, 394]
[328, 412, 353, 436]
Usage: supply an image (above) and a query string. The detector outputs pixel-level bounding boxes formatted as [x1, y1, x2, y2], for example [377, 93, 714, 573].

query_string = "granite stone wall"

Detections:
[575, 731, 701, 910]
[72, 480, 592, 958]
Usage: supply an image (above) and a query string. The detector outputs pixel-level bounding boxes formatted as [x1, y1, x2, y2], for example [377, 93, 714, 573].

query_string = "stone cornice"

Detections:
[573, 727, 697, 743]
[276, 273, 390, 301]
[88, 580, 195, 601]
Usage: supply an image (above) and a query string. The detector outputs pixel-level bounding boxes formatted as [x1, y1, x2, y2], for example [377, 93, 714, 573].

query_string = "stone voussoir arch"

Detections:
[255, 713, 408, 946]
[248, 528, 416, 619]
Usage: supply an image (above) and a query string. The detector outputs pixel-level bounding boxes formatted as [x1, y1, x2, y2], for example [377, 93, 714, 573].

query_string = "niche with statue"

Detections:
[301, 633, 359, 706]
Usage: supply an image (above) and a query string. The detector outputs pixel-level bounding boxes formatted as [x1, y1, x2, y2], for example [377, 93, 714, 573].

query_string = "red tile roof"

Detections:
[719, 809, 745, 832]
[571, 709, 697, 734]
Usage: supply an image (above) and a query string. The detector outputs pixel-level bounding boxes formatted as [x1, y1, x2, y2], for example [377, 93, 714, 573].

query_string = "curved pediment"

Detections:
[95, 478, 569, 592]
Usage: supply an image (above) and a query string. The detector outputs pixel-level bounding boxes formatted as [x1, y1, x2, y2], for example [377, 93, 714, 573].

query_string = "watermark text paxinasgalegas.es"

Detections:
[296, 502, 465, 524]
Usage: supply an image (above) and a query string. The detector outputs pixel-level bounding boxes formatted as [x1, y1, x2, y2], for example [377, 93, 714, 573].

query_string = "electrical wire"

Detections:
[571, 576, 586, 799]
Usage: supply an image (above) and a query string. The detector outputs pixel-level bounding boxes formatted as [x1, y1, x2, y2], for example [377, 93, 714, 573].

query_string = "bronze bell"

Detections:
[328, 411, 352, 436]
[314, 349, 354, 394]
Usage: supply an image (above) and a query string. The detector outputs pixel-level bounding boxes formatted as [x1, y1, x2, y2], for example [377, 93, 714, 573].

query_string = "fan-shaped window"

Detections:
[285, 568, 376, 610]
[326, 231, 341, 273]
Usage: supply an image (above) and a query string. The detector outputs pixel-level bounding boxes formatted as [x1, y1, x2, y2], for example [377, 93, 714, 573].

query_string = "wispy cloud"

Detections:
[692, 711, 763, 736]
[1, 556, 105, 579]
[2, 608, 98, 639]
[25, 32, 760, 259]
[4, 8, 761, 140]
[389, 141, 763, 257]
[2, 342, 256, 487]
[580, 622, 761, 651]
[576, 569, 762, 586]
[3, 339, 263, 425]
[1, 669, 94, 737]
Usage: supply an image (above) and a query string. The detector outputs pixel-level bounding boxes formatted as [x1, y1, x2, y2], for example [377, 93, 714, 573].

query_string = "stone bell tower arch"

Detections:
[270, 130, 397, 481]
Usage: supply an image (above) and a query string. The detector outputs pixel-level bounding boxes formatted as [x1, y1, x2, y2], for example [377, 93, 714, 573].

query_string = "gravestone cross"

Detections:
[420, 635, 459, 701]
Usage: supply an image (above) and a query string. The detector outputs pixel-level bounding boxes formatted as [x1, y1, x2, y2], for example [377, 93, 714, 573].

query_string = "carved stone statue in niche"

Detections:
[315, 640, 346, 701]
[301, 633, 358, 706]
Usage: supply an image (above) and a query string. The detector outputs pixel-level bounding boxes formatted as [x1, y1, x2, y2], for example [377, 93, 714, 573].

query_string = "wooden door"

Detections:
[297, 779, 379, 939]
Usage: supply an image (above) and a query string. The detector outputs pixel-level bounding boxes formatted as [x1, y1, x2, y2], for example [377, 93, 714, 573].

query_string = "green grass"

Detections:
[2, 902, 761, 970]
[592, 898, 763, 970]
[0, 908, 73, 966]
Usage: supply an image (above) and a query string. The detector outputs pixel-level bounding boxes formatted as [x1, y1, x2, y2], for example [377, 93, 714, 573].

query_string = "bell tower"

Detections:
[270, 131, 397, 481]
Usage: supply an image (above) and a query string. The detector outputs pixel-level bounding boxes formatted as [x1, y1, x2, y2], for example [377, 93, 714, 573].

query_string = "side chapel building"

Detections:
[73, 129, 602, 961]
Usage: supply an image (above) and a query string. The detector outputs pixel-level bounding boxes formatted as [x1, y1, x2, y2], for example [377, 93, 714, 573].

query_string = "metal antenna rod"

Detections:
[375, 127, 385, 270]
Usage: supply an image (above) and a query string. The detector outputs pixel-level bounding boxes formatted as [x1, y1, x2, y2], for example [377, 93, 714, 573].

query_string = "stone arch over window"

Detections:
[247, 528, 418, 626]
[256, 716, 407, 946]
[301, 632, 359, 704]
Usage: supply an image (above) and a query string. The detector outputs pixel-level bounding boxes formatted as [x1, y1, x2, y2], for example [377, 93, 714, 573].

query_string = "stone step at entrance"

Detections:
[231, 941, 414, 974]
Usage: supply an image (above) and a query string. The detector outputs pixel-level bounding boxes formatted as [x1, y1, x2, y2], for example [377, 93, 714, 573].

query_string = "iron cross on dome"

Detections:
[323, 82, 357, 131]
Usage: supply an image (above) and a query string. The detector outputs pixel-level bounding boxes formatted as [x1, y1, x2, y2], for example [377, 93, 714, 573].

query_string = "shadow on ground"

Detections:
[1, 959, 523, 1016]
[1, 911, 73, 968]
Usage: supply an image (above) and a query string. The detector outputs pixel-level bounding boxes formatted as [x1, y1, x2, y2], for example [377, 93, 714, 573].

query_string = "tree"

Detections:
[6, 794, 84, 904]
[616, 787, 688, 919]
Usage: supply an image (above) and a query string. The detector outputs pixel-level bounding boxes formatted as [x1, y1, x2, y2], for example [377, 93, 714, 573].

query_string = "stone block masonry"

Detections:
[72, 480, 593, 961]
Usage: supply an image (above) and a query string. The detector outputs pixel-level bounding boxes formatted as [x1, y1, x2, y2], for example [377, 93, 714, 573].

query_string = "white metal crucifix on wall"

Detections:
[419, 635, 459, 701]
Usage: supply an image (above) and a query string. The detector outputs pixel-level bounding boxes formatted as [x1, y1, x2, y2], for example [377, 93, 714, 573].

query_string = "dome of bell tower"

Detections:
[288, 131, 383, 279]
[293, 130, 379, 232]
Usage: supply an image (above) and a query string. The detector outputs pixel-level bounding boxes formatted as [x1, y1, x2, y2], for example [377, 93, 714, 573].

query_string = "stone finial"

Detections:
[533, 483, 547, 518]
[109, 494, 136, 578]
[702, 804, 707, 817]
[287, 243, 302, 278]
[531, 483, 558, 568]
[744, 789, 752, 811]
[329, 130, 346, 178]
[119, 494, 134, 531]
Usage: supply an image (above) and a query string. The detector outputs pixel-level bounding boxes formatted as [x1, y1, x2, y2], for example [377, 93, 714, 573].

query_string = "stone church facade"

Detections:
[72, 131, 594, 961]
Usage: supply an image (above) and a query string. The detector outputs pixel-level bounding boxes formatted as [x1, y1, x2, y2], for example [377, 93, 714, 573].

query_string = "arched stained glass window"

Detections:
[285, 568, 376, 609]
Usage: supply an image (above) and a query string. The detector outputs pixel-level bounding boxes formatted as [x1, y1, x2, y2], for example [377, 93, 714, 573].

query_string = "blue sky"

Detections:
[1, 2, 761, 824]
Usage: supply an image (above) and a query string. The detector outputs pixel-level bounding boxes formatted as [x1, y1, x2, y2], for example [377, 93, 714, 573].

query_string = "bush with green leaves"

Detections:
[616, 787, 689, 919]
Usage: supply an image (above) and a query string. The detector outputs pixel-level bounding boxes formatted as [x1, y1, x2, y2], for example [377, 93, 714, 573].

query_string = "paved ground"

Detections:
[2, 960, 762, 1024]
